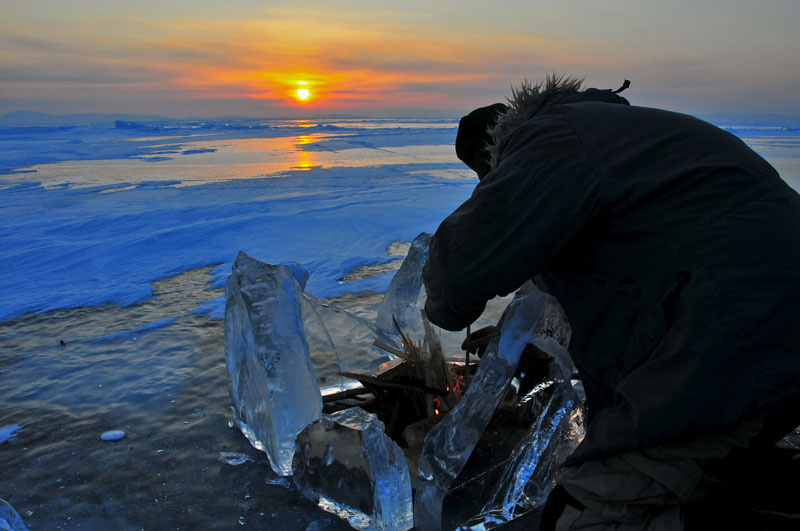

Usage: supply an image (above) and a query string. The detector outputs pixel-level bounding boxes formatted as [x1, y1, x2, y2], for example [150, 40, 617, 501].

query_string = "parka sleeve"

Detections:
[422, 114, 605, 331]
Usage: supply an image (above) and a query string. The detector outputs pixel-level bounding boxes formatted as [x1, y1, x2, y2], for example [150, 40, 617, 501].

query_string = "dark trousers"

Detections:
[541, 416, 800, 530]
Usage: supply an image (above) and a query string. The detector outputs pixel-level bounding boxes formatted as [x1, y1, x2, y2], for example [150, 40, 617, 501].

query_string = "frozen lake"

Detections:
[1, 115, 798, 529]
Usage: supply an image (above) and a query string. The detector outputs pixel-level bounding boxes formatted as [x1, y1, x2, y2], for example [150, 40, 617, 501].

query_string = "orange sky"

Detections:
[2, 1, 799, 117]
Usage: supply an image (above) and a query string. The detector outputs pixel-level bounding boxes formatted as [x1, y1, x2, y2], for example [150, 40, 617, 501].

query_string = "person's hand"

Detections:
[461, 325, 496, 357]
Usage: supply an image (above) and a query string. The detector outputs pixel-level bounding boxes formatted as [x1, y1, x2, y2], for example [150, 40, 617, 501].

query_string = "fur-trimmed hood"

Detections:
[486, 75, 630, 171]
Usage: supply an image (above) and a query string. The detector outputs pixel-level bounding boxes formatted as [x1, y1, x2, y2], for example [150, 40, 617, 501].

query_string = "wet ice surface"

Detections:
[0, 267, 353, 530]
[0, 265, 542, 530]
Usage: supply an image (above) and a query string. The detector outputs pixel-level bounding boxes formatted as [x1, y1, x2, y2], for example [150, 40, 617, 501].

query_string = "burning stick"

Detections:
[366, 314, 468, 420]
[420, 309, 454, 410]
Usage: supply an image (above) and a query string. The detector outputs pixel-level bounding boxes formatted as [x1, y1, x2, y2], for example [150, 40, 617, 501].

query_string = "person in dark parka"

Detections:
[422, 75, 800, 529]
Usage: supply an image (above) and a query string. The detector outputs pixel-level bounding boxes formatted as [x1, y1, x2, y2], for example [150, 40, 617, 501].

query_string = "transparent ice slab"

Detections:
[375, 233, 431, 344]
[293, 407, 413, 531]
[414, 282, 581, 530]
[224, 252, 323, 475]
[0, 497, 29, 531]
[458, 346, 584, 529]
[375, 233, 522, 357]
[302, 293, 391, 388]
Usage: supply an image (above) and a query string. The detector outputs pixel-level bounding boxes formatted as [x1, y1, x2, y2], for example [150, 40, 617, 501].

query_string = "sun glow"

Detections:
[294, 80, 311, 102]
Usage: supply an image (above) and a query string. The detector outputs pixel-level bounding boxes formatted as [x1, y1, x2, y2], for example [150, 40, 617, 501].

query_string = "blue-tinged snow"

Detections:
[0, 117, 798, 323]
[0, 118, 475, 321]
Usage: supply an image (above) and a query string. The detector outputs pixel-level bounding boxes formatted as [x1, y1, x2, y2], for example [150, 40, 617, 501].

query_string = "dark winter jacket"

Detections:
[422, 86, 800, 460]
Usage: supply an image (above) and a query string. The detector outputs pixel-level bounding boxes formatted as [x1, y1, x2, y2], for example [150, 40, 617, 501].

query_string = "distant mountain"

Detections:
[0, 110, 177, 126]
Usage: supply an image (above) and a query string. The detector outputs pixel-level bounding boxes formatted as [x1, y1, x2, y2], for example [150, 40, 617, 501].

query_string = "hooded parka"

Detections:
[422, 81, 800, 461]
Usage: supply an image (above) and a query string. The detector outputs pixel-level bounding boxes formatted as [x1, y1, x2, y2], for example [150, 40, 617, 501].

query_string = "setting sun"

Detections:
[296, 88, 310, 101]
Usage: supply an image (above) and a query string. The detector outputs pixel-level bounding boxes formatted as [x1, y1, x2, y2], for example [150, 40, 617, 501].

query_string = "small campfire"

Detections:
[225, 242, 583, 530]
[319, 309, 571, 497]
[321, 312, 472, 469]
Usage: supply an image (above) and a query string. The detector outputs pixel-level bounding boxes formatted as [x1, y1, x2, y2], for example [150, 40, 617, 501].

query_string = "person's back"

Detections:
[422, 76, 800, 529]
[510, 100, 800, 459]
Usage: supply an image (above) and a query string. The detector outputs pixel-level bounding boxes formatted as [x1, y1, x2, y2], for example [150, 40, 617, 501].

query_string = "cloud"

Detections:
[135, 11, 573, 111]
[2, 2, 799, 116]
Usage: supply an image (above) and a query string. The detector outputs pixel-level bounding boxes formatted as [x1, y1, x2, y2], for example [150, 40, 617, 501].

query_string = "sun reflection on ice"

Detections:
[293, 135, 315, 170]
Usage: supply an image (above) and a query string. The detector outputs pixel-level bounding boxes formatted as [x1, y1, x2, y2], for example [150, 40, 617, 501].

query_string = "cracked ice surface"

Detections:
[224, 252, 322, 475]
[293, 407, 413, 531]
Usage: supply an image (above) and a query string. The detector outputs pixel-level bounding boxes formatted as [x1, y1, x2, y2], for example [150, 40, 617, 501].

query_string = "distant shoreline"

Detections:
[3, 109, 800, 127]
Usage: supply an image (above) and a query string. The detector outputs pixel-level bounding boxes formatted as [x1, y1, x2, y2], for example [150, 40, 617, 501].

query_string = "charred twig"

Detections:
[392, 315, 415, 352]
[386, 399, 403, 439]
[323, 397, 380, 415]
[321, 387, 371, 403]
[420, 309, 454, 409]
[337, 371, 449, 396]
[372, 339, 408, 359]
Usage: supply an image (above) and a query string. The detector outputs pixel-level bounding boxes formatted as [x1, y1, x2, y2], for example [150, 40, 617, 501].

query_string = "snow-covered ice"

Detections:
[0, 118, 477, 322]
[0, 116, 796, 326]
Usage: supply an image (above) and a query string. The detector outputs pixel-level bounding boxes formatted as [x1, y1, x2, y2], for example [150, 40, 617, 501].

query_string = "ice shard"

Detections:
[302, 293, 391, 388]
[0, 498, 28, 531]
[224, 252, 322, 476]
[375, 233, 516, 356]
[293, 407, 414, 531]
[224, 241, 584, 530]
[414, 282, 579, 530]
[375, 232, 431, 346]
[460, 343, 583, 528]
